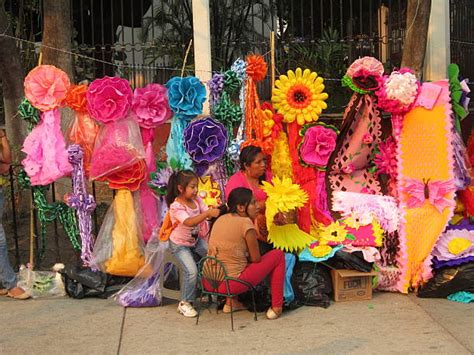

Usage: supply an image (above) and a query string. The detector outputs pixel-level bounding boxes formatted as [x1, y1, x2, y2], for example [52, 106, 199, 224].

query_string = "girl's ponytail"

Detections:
[165, 171, 180, 207]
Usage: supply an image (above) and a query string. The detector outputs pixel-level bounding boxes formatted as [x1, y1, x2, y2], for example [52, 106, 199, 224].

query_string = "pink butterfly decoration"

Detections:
[402, 178, 455, 213]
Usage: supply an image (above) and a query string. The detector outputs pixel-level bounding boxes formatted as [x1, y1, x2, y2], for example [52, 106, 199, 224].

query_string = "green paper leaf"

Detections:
[346, 233, 356, 241]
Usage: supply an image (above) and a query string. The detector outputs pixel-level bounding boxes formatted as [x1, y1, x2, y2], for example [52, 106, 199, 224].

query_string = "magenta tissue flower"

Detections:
[299, 125, 337, 167]
[132, 83, 172, 129]
[87, 76, 133, 123]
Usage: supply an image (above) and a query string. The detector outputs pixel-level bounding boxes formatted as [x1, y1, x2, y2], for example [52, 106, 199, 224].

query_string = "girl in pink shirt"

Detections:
[166, 170, 220, 318]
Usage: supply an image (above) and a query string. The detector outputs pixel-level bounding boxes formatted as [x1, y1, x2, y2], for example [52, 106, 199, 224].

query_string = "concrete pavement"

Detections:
[1, 292, 473, 354]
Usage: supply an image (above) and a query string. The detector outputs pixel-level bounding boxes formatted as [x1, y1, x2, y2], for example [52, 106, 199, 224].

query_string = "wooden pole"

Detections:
[270, 31, 276, 89]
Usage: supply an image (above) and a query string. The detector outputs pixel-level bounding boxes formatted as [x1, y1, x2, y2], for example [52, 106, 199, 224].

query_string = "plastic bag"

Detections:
[89, 115, 145, 180]
[92, 190, 145, 276]
[66, 112, 100, 177]
[323, 250, 373, 272]
[61, 265, 132, 299]
[114, 237, 166, 307]
[17, 265, 65, 298]
[291, 261, 332, 308]
[417, 262, 474, 298]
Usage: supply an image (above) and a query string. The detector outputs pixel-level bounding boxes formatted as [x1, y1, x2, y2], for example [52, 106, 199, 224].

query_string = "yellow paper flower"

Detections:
[343, 217, 361, 230]
[260, 107, 275, 137]
[319, 221, 348, 243]
[272, 68, 329, 125]
[198, 176, 222, 207]
[261, 176, 308, 228]
[268, 224, 314, 253]
[310, 245, 333, 258]
[372, 219, 385, 247]
[447, 237, 472, 255]
[271, 131, 293, 180]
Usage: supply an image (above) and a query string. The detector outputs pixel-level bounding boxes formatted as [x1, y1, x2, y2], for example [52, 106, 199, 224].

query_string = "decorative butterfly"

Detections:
[402, 178, 455, 213]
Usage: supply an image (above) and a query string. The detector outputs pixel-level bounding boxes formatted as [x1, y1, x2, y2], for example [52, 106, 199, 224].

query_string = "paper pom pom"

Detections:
[65, 84, 88, 112]
[24, 65, 70, 111]
[345, 57, 384, 92]
[376, 69, 420, 114]
[183, 116, 228, 164]
[87, 76, 133, 123]
[246, 54, 267, 82]
[131, 83, 172, 129]
[166, 76, 206, 116]
[272, 68, 328, 125]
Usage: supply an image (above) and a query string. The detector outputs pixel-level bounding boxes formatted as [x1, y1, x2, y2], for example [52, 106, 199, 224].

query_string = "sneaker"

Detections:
[177, 301, 198, 318]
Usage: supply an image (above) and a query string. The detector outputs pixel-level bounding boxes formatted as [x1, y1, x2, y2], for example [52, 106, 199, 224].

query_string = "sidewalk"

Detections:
[1, 292, 473, 354]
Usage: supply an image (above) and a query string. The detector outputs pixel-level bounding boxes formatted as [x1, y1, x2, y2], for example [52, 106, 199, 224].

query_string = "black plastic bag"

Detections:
[417, 262, 474, 298]
[323, 250, 373, 272]
[291, 261, 332, 308]
[61, 265, 132, 299]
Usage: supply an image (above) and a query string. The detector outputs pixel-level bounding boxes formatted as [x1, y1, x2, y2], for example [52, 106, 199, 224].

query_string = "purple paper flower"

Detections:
[183, 117, 228, 164]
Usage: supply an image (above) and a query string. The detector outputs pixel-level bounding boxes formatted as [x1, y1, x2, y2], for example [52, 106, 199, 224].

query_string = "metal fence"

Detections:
[3, 0, 474, 268]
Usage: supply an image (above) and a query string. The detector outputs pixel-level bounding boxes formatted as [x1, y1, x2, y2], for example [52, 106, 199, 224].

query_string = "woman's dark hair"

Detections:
[165, 170, 198, 206]
[227, 187, 253, 215]
[239, 145, 266, 184]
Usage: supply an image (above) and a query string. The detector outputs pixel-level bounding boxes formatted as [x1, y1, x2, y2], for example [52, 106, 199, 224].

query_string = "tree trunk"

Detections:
[42, 0, 75, 134]
[401, 0, 432, 77]
[0, 0, 27, 153]
[42, 0, 74, 79]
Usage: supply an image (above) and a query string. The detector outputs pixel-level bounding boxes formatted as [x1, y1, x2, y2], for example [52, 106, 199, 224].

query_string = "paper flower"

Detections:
[24, 65, 70, 111]
[376, 69, 420, 114]
[87, 76, 133, 123]
[374, 138, 397, 176]
[344, 57, 384, 92]
[272, 68, 328, 125]
[299, 123, 338, 168]
[267, 224, 314, 253]
[97, 159, 146, 191]
[246, 54, 267, 82]
[131, 83, 172, 129]
[362, 133, 373, 145]
[65, 84, 88, 112]
[198, 176, 222, 207]
[310, 245, 333, 258]
[299, 244, 343, 262]
[148, 164, 173, 196]
[432, 229, 474, 261]
[319, 221, 348, 244]
[271, 131, 293, 180]
[261, 176, 308, 228]
[166, 76, 206, 116]
[183, 116, 228, 164]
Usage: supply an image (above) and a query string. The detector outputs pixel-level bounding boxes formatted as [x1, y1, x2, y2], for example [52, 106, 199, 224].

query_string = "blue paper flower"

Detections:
[165, 76, 206, 116]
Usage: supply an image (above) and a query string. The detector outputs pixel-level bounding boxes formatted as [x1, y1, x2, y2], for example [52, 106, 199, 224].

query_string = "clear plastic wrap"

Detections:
[114, 236, 166, 307]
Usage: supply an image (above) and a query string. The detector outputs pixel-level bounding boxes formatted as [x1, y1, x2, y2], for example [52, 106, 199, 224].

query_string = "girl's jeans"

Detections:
[169, 238, 208, 303]
[0, 188, 17, 289]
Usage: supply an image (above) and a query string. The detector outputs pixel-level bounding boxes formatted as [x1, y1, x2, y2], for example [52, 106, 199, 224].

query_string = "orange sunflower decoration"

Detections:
[272, 68, 328, 125]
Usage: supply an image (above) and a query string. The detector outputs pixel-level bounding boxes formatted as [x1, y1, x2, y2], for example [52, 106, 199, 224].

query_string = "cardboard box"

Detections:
[330, 269, 377, 302]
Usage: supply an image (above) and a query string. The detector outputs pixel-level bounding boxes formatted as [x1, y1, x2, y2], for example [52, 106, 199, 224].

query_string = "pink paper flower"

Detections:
[342, 163, 355, 174]
[299, 125, 337, 167]
[374, 138, 397, 176]
[362, 133, 373, 145]
[131, 83, 172, 129]
[87, 76, 132, 123]
[24, 65, 70, 111]
[376, 68, 420, 114]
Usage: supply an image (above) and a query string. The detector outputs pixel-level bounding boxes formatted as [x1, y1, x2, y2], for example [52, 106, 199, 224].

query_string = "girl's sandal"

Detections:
[266, 307, 282, 320]
[0, 289, 8, 296]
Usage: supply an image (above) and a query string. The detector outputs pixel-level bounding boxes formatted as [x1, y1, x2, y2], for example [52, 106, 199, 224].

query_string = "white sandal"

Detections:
[266, 307, 282, 320]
